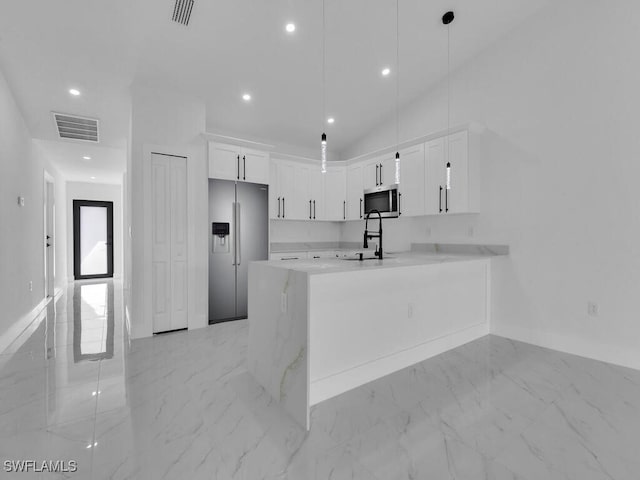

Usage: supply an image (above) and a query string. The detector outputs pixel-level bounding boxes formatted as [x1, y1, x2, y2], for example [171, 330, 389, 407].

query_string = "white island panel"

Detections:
[247, 263, 310, 428]
[308, 259, 490, 405]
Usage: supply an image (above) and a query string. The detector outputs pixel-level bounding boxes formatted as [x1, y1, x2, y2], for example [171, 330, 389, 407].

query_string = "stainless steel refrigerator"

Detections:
[208, 179, 269, 323]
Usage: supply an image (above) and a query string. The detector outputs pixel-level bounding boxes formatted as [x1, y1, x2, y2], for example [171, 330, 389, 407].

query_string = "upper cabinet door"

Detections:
[324, 167, 347, 221]
[363, 160, 379, 190]
[380, 156, 398, 186]
[445, 131, 469, 214]
[346, 164, 364, 220]
[242, 148, 270, 185]
[425, 137, 445, 215]
[269, 161, 279, 219]
[398, 144, 425, 217]
[276, 160, 295, 219]
[292, 164, 311, 220]
[209, 143, 240, 181]
[309, 169, 324, 220]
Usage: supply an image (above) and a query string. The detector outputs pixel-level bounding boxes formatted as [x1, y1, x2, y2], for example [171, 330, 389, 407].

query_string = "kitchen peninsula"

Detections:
[247, 244, 507, 429]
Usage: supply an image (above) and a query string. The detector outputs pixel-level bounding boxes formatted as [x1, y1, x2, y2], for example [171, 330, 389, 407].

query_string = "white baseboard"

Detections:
[309, 322, 489, 406]
[0, 288, 63, 355]
[491, 323, 640, 372]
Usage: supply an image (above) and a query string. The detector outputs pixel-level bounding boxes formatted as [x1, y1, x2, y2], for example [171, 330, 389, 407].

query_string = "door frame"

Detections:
[43, 171, 55, 297]
[73, 199, 114, 280]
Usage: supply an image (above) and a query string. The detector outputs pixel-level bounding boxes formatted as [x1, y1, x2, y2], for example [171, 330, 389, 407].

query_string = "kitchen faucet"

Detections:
[363, 209, 383, 259]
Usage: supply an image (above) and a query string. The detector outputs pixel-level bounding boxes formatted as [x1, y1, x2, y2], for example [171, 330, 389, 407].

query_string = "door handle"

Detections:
[445, 188, 449, 213]
[237, 155, 240, 180]
[309, 200, 312, 219]
[313, 200, 316, 219]
[439, 186, 443, 213]
[376, 164, 379, 186]
[379, 163, 383, 184]
[282, 197, 285, 218]
[277, 197, 281, 218]
[360, 198, 363, 219]
[343, 200, 346, 220]
[236, 202, 241, 265]
[398, 192, 402, 216]
[232, 202, 237, 265]
[243, 155, 246, 181]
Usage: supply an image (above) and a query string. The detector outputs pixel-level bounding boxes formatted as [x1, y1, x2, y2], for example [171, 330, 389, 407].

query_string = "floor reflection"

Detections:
[72, 281, 114, 362]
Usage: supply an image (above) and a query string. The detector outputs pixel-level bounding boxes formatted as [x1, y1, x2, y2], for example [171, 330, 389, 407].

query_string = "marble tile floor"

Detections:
[1, 280, 639, 479]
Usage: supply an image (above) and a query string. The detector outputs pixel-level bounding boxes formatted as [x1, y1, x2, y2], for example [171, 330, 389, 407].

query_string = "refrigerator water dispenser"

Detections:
[212, 222, 230, 253]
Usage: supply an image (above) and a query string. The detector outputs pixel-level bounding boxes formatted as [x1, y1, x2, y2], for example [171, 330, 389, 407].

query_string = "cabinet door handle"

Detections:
[277, 197, 281, 218]
[282, 197, 285, 218]
[309, 200, 312, 219]
[243, 155, 246, 180]
[237, 155, 240, 180]
[343, 200, 346, 220]
[445, 188, 449, 213]
[360, 198, 363, 219]
[380, 163, 383, 184]
[376, 164, 379, 186]
[313, 200, 316, 219]
[399, 192, 402, 216]
[439, 186, 443, 213]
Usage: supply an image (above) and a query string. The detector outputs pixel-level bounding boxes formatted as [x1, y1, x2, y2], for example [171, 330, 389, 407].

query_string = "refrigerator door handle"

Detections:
[232, 202, 237, 265]
[236, 202, 241, 266]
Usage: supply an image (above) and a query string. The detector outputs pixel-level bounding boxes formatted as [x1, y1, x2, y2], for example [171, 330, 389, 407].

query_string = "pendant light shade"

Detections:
[321, 132, 327, 173]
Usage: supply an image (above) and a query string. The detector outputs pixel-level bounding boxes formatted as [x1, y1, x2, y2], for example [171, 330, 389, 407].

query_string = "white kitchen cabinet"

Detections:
[346, 164, 364, 220]
[292, 164, 310, 220]
[309, 169, 324, 220]
[363, 155, 397, 190]
[324, 167, 347, 221]
[270, 159, 295, 219]
[243, 148, 270, 184]
[425, 131, 470, 215]
[209, 142, 270, 184]
[398, 144, 425, 217]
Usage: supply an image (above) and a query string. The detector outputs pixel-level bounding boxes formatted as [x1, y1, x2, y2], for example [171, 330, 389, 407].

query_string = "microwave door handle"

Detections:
[389, 190, 392, 213]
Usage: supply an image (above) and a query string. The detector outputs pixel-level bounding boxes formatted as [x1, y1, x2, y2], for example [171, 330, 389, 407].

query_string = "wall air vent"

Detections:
[172, 0, 195, 26]
[53, 113, 99, 143]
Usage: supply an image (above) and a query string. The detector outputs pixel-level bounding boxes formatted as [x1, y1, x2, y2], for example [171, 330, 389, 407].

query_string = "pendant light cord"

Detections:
[396, 0, 399, 155]
[447, 20, 451, 156]
[322, 0, 326, 128]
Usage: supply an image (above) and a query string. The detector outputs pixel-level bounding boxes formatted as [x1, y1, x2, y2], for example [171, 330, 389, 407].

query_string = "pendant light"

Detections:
[443, 11, 454, 191]
[394, 0, 400, 184]
[320, 0, 327, 173]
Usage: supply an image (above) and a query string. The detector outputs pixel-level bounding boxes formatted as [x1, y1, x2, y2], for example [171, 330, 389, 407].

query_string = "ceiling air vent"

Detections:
[172, 0, 195, 26]
[53, 113, 99, 143]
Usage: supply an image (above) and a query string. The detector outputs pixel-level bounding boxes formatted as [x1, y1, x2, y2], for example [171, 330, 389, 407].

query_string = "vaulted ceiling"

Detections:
[0, 0, 552, 179]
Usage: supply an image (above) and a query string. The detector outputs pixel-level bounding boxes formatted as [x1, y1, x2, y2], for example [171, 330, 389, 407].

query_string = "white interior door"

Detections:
[151, 153, 188, 333]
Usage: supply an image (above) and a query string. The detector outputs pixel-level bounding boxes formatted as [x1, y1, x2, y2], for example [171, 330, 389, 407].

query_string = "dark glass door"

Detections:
[73, 200, 114, 280]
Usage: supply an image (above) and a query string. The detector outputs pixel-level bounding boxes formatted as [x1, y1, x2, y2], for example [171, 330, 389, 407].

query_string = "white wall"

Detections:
[0, 67, 67, 348]
[66, 182, 123, 280]
[341, 0, 640, 369]
[270, 220, 341, 244]
[128, 85, 208, 338]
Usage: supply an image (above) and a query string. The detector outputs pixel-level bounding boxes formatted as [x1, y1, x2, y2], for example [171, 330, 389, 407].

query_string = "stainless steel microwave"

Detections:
[364, 184, 399, 218]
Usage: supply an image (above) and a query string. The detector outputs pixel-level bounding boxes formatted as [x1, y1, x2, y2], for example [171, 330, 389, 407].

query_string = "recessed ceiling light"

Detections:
[285, 23, 296, 33]
[242, 93, 251, 101]
[90, 176, 96, 180]
[327, 117, 335, 124]
[381, 68, 391, 76]
[83, 156, 91, 160]
[69, 88, 81, 96]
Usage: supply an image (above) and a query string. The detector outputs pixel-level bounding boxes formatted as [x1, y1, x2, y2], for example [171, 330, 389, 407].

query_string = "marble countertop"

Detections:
[257, 251, 501, 275]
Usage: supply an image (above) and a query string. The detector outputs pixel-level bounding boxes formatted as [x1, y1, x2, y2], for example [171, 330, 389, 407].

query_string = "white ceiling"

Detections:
[0, 0, 552, 172]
